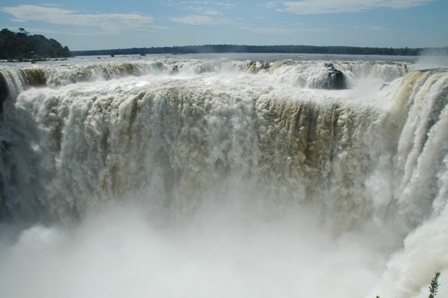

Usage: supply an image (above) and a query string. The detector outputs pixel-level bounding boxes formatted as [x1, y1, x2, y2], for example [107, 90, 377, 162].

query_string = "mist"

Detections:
[0, 197, 394, 298]
[414, 49, 448, 70]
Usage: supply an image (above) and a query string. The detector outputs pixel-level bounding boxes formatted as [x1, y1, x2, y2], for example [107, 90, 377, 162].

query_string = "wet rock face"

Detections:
[0, 73, 8, 115]
[0, 74, 8, 219]
[325, 63, 347, 90]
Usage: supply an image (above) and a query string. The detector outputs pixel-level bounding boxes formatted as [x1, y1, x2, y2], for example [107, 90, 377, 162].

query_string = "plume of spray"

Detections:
[413, 48, 448, 71]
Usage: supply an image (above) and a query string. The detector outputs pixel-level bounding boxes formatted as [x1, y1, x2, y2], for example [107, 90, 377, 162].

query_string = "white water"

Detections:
[0, 55, 447, 298]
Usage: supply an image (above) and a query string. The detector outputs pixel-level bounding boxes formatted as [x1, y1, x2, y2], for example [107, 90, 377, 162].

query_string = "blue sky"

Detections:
[0, 0, 446, 51]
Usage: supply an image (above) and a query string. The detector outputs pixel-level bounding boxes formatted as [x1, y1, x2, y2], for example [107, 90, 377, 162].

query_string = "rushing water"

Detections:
[0, 54, 447, 298]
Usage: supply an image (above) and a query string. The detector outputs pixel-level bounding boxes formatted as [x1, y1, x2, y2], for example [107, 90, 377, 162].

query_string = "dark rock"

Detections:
[0, 72, 8, 115]
[380, 83, 389, 90]
[171, 65, 179, 75]
[325, 63, 347, 90]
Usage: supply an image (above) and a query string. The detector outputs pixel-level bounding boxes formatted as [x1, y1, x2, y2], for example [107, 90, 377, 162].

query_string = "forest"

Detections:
[0, 28, 70, 60]
[72, 44, 446, 57]
[2, 27, 446, 59]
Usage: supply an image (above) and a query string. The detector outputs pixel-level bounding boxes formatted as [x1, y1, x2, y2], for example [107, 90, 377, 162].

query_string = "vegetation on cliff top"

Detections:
[72, 44, 447, 57]
[2, 27, 446, 60]
[0, 28, 70, 60]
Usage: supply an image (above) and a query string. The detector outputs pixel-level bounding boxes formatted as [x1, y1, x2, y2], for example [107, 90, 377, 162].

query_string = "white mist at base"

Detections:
[0, 201, 391, 298]
[370, 210, 448, 298]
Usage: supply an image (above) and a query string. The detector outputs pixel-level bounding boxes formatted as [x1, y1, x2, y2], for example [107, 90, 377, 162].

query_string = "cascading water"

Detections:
[0, 55, 447, 298]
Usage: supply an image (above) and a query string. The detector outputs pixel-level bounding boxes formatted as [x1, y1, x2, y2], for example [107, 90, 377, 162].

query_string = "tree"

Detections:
[0, 28, 70, 59]
[429, 272, 441, 298]
[18, 28, 29, 35]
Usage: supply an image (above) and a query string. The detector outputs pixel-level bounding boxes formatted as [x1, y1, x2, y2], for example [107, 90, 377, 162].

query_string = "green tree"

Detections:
[429, 272, 441, 298]
[0, 28, 70, 59]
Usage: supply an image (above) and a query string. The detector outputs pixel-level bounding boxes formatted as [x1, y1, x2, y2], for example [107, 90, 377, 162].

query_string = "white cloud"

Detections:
[264, 2, 280, 9]
[42, 3, 63, 7]
[1, 5, 158, 33]
[368, 26, 387, 30]
[203, 10, 220, 15]
[241, 25, 329, 34]
[278, 0, 436, 14]
[154, 0, 237, 26]
[158, 0, 236, 11]
[170, 15, 234, 25]
[183, 5, 221, 15]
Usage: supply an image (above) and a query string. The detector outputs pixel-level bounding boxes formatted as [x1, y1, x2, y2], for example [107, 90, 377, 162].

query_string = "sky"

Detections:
[0, 0, 446, 51]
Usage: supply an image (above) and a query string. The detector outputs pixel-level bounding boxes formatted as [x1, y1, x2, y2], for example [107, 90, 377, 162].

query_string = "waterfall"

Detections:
[0, 56, 447, 298]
